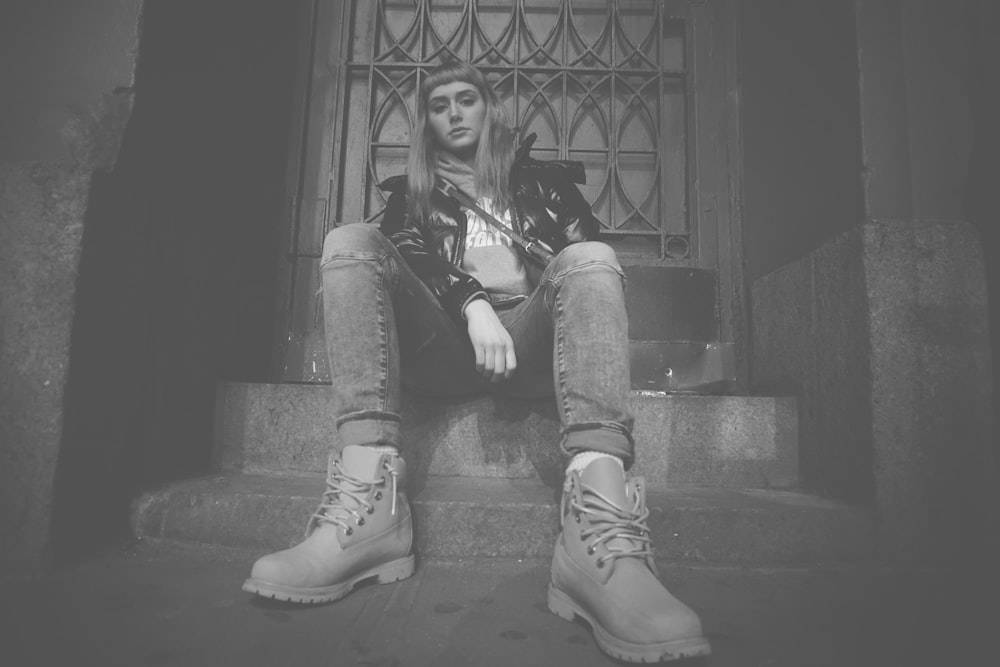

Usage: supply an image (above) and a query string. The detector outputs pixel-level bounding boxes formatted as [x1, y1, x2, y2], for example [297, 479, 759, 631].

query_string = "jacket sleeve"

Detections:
[512, 133, 600, 244]
[379, 189, 489, 321]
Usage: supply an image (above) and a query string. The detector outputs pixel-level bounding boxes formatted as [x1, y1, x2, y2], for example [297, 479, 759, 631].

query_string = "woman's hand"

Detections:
[463, 299, 516, 382]
[436, 154, 478, 199]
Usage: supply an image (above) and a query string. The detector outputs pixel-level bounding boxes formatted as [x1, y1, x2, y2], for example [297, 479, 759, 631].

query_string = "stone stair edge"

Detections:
[133, 471, 866, 513]
[130, 471, 874, 565]
[219, 380, 798, 401]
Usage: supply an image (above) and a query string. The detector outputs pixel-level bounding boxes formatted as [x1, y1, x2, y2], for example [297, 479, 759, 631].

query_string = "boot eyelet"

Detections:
[345, 527, 354, 536]
[375, 491, 383, 501]
[574, 514, 581, 524]
[587, 546, 595, 555]
[357, 517, 365, 526]
[596, 560, 604, 569]
[366, 506, 375, 514]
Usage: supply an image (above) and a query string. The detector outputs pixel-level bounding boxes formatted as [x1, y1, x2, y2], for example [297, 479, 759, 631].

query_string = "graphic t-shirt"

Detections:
[462, 198, 531, 302]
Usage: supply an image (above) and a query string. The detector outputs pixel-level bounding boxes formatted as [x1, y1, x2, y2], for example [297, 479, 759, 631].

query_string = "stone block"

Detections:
[752, 219, 998, 565]
[862, 220, 996, 565]
[214, 383, 799, 490]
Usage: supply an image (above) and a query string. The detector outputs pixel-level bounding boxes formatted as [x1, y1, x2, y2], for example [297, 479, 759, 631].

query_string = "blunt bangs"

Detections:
[421, 61, 488, 104]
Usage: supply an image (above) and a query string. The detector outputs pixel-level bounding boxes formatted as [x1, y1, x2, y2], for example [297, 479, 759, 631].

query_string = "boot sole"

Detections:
[242, 554, 415, 604]
[548, 584, 712, 663]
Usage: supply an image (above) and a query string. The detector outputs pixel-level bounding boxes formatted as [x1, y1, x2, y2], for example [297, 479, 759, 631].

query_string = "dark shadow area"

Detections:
[738, 0, 865, 282]
[51, 0, 299, 564]
[50, 161, 149, 564]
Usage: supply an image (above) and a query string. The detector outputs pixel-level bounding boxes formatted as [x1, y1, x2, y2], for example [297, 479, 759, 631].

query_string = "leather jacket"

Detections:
[378, 135, 601, 320]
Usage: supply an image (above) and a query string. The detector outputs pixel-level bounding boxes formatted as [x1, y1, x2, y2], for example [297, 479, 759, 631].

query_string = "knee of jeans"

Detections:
[322, 223, 386, 259]
[556, 241, 623, 274]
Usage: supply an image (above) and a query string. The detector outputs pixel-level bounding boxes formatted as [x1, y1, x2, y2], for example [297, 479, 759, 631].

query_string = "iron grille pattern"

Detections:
[341, 0, 693, 260]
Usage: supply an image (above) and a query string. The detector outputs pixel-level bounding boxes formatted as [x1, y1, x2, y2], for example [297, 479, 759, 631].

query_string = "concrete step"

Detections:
[214, 382, 799, 489]
[130, 473, 873, 566]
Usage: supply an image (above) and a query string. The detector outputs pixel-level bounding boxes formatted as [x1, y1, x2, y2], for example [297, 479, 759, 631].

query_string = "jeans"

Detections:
[320, 223, 635, 467]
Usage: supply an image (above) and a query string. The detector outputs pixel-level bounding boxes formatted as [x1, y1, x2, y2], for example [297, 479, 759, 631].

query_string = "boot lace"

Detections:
[307, 458, 398, 536]
[567, 483, 653, 569]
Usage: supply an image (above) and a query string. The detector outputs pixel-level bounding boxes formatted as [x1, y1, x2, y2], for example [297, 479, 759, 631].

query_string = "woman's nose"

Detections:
[449, 104, 461, 122]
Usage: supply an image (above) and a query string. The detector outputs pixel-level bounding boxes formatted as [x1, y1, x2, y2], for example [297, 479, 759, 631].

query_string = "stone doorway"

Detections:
[273, 0, 746, 392]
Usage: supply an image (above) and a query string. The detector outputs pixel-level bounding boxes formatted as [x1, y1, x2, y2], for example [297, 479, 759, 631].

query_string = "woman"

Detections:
[243, 61, 710, 663]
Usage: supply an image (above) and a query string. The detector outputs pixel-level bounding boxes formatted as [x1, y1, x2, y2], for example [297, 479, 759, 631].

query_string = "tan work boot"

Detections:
[242, 445, 414, 604]
[548, 458, 711, 662]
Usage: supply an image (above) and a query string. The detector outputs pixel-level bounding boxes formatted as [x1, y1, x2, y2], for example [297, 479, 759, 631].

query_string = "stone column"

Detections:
[856, 0, 996, 563]
[0, 0, 142, 573]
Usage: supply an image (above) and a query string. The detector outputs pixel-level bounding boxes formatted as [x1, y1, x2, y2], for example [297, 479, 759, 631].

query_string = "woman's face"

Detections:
[426, 80, 487, 160]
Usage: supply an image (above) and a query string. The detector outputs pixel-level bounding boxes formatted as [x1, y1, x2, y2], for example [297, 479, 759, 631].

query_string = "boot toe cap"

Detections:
[249, 552, 305, 586]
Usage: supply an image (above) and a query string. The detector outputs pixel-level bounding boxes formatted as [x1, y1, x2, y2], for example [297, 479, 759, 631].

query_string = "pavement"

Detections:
[1, 539, 997, 667]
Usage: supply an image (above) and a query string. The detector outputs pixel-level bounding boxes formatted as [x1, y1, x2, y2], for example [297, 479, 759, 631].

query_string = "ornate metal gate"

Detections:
[348, 0, 690, 259]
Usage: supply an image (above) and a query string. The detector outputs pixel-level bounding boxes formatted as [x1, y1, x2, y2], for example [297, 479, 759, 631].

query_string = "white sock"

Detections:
[565, 451, 624, 476]
[366, 445, 399, 456]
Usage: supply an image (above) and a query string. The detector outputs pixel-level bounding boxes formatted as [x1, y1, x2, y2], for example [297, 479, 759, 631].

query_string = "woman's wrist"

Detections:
[462, 297, 493, 320]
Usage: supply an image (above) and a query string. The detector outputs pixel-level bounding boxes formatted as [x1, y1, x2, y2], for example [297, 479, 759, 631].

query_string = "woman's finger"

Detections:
[490, 346, 506, 382]
[474, 342, 486, 375]
[504, 345, 517, 379]
[478, 342, 496, 381]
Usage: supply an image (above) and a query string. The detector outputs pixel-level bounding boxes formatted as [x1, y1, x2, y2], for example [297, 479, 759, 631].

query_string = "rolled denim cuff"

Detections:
[560, 422, 635, 470]
[336, 410, 402, 450]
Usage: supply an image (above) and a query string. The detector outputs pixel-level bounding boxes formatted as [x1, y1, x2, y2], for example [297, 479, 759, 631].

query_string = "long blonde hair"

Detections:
[407, 61, 517, 223]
